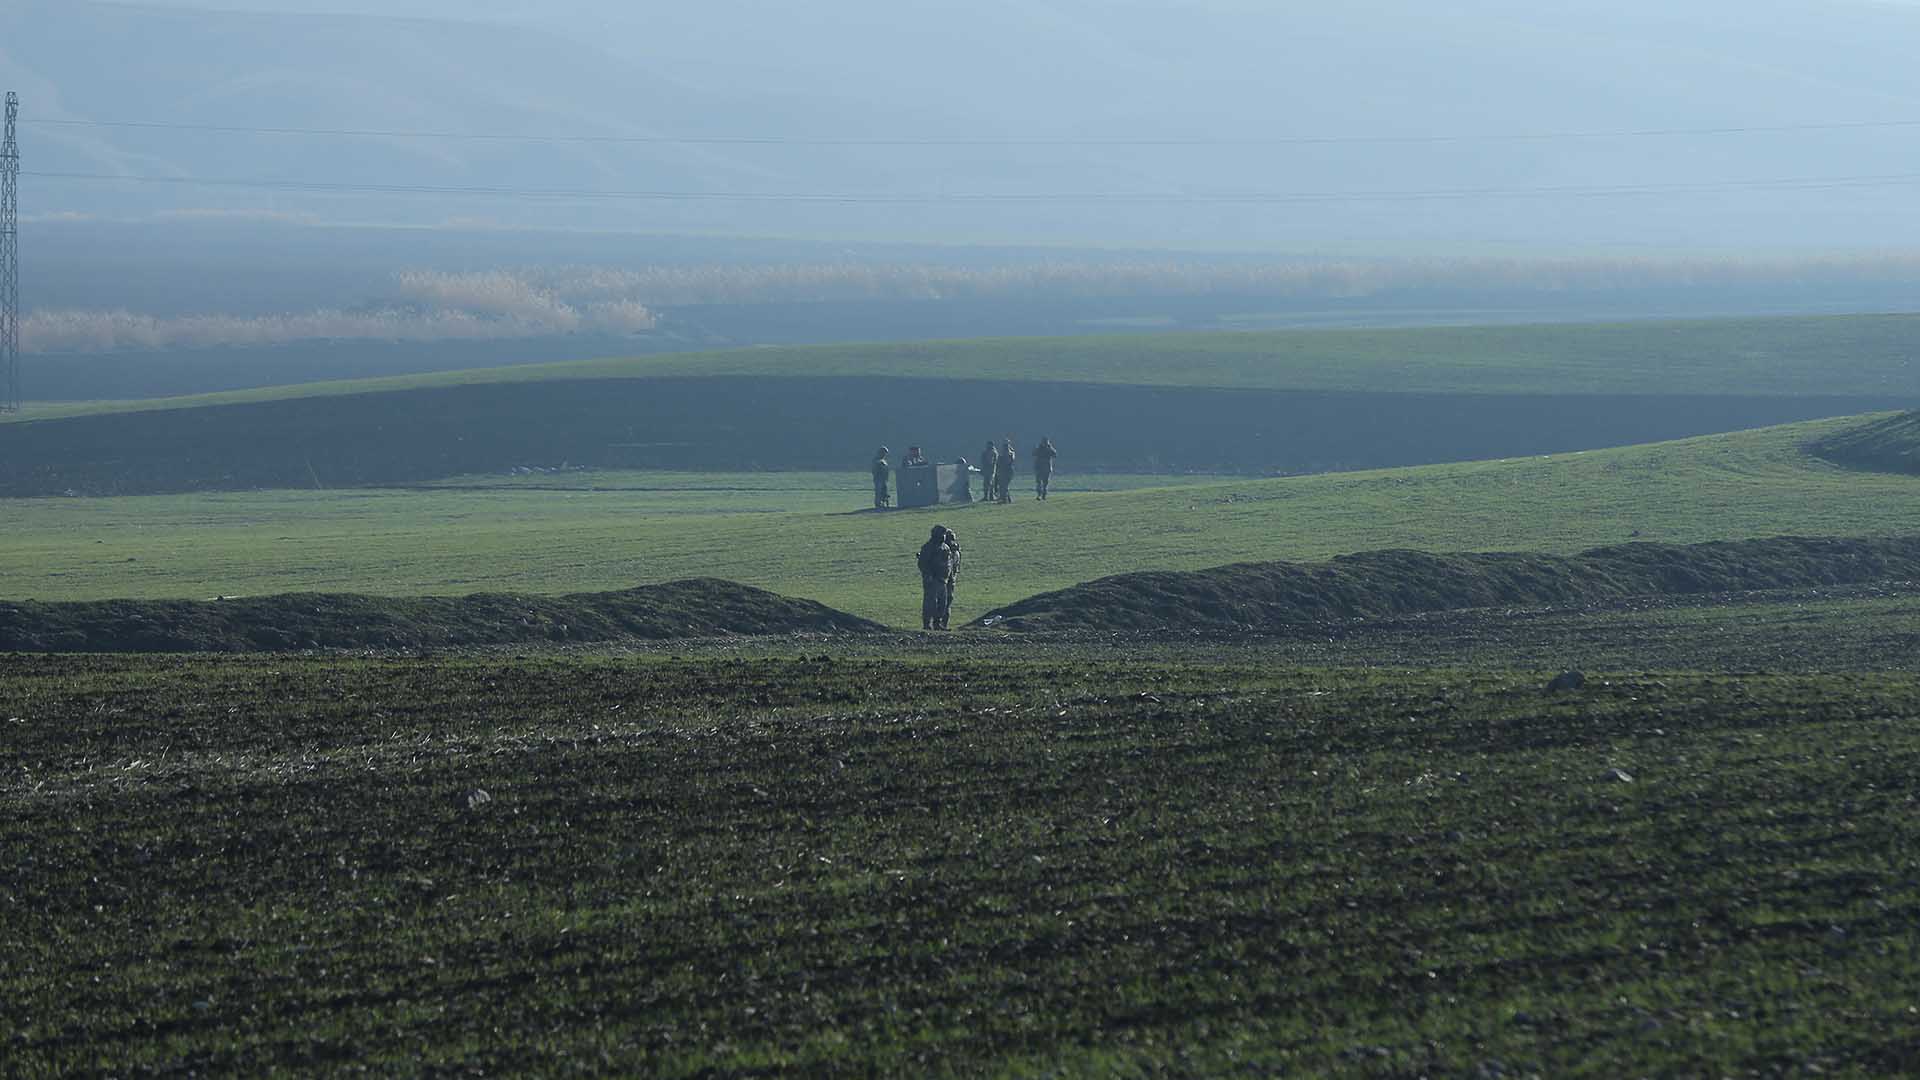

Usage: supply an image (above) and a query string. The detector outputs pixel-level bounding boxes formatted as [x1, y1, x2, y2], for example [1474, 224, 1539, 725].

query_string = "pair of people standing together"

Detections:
[917, 525, 961, 629]
[977, 439, 1016, 504]
[979, 437, 1059, 503]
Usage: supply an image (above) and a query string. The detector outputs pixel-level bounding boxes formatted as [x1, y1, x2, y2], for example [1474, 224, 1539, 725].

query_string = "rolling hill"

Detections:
[1812, 409, 1920, 476]
[8, 412, 1920, 626]
[3, 315, 1916, 494]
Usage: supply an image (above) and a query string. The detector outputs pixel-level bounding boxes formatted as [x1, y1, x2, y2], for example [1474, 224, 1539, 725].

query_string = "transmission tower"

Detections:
[1, 92, 17, 413]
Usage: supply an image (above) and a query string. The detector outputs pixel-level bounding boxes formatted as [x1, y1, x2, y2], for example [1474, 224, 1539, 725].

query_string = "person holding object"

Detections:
[1032, 437, 1058, 500]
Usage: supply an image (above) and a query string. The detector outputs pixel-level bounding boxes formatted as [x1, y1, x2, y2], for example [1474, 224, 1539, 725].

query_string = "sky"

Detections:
[9, 0, 1920, 252]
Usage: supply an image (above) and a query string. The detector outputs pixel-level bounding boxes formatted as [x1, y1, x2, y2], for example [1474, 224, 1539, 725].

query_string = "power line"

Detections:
[25, 116, 1920, 148]
[25, 168, 1920, 205]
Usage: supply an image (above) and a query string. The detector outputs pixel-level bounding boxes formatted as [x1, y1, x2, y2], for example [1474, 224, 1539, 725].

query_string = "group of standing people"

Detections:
[871, 439, 1055, 630]
[870, 437, 1059, 509]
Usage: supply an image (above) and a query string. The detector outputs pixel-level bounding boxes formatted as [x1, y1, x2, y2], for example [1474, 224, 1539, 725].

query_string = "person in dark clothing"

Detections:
[1032, 437, 1058, 500]
[916, 525, 961, 629]
[939, 527, 961, 624]
[871, 446, 892, 509]
[995, 438, 1017, 503]
[902, 445, 929, 467]
[979, 441, 1000, 502]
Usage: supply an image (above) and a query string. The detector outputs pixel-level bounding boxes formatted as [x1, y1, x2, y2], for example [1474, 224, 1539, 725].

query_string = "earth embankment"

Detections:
[975, 536, 1920, 631]
[0, 579, 882, 652]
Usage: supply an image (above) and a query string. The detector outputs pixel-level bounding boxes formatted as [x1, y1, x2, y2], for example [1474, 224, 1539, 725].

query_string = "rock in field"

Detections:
[1546, 670, 1586, 693]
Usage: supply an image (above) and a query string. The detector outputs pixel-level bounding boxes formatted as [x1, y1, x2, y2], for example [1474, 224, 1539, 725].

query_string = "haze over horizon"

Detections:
[6, 0, 1920, 253]
[12, 10, 1920, 1078]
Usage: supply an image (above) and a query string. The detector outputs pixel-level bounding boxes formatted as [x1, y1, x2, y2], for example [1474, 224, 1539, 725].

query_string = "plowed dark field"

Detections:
[5, 651, 1918, 1074]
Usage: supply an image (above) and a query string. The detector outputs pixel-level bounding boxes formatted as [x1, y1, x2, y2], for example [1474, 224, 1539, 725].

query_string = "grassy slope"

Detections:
[1813, 409, 1920, 475]
[9, 313, 1920, 423]
[6, 654, 1918, 1074]
[7, 415, 1920, 626]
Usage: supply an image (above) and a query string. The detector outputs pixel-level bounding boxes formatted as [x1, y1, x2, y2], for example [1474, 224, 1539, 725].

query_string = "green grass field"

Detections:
[6, 314, 1910, 498]
[6, 653, 1918, 1074]
[9, 312, 1920, 424]
[5, 414, 1920, 627]
[11, 321, 1920, 1072]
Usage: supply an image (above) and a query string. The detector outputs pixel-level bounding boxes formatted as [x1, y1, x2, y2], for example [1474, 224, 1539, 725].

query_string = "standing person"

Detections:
[902, 445, 928, 467]
[996, 438, 1017, 503]
[940, 527, 961, 626]
[870, 446, 892, 509]
[948, 457, 976, 503]
[979, 441, 1000, 502]
[917, 525, 961, 630]
[1032, 437, 1058, 500]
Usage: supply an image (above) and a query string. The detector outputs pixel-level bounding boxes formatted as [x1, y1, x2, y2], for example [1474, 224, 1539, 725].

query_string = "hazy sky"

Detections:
[10, 0, 1920, 252]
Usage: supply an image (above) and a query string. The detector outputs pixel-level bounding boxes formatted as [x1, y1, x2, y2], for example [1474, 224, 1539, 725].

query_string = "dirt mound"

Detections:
[0, 579, 882, 653]
[1809, 411, 1920, 475]
[976, 536, 1920, 632]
